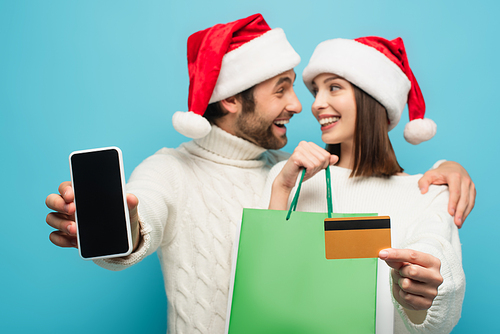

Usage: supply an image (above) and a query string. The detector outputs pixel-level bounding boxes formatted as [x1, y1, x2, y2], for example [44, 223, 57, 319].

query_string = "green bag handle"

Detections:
[286, 167, 333, 220]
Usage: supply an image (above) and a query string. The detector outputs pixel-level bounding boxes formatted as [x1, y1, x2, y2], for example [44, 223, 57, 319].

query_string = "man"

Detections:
[45, 14, 475, 333]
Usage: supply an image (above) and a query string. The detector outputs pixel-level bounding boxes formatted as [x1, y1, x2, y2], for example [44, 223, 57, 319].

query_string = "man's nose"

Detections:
[287, 89, 302, 114]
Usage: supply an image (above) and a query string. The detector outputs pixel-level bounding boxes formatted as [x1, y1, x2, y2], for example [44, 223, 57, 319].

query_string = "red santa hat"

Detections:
[302, 36, 436, 145]
[172, 14, 301, 139]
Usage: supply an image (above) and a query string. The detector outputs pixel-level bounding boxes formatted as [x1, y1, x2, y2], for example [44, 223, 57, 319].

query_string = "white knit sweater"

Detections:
[260, 163, 465, 334]
[94, 125, 289, 334]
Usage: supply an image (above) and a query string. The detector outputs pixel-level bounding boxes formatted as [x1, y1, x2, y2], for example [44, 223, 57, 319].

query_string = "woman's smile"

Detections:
[318, 115, 341, 131]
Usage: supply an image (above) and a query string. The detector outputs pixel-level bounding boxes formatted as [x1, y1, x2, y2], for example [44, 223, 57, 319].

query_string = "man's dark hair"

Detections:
[204, 85, 256, 124]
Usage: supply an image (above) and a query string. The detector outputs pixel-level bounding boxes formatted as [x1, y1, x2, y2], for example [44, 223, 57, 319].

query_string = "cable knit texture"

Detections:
[260, 163, 465, 334]
[94, 125, 289, 334]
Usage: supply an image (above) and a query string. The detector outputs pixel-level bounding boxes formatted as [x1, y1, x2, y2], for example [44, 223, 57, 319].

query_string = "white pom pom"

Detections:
[172, 111, 212, 139]
[403, 118, 437, 145]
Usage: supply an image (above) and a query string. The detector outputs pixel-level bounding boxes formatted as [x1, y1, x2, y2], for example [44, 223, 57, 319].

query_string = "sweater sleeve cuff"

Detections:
[431, 159, 447, 170]
[93, 214, 153, 271]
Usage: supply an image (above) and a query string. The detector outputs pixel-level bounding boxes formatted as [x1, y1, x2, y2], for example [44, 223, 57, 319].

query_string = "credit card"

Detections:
[324, 216, 391, 259]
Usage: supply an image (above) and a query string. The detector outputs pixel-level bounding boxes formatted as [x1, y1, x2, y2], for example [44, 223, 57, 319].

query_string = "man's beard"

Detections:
[234, 109, 287, 150]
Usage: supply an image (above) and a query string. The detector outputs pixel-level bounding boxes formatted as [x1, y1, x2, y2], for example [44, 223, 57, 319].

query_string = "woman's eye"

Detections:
[330, 85, 340, 92]
[312, 89, 318, 97]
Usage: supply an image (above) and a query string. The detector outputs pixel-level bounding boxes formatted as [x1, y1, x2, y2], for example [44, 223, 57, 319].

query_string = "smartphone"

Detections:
[69, 147, 132, 260]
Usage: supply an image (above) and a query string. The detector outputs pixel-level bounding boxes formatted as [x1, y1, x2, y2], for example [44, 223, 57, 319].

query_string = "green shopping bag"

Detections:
[227, 169, 380, 334]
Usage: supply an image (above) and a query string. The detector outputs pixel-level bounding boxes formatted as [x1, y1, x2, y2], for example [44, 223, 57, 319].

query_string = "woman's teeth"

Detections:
[319, 116, 340, 126]
[274, 119, 289, 127]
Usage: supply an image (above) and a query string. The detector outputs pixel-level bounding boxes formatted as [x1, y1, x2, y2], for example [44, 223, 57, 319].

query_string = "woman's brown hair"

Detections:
[326, 84, 403, 178]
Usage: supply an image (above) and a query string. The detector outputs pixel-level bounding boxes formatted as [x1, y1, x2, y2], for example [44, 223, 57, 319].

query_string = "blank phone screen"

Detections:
[71, 149, 130, 259]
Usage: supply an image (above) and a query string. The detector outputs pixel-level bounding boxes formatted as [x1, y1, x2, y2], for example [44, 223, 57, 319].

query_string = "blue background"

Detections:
[1, 0, 498, 332]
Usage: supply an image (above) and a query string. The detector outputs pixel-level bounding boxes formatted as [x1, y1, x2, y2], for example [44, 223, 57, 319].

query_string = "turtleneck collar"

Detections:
[181, 125, 268, 168]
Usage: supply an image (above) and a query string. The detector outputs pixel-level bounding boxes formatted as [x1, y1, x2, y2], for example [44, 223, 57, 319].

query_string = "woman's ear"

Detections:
[220, 95, 241, 114]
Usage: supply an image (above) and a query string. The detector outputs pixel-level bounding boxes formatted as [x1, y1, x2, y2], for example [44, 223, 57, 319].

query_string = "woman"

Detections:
[261, 37, 464, 333]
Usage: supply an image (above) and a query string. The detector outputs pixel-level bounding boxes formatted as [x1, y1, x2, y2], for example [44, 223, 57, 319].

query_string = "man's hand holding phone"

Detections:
[45, 147, 141, 260]
[46, 181, 78, 248]
[45, 183, 140, 251]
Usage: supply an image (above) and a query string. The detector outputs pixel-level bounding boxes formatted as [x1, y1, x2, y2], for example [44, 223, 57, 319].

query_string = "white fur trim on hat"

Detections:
[172, 111, 212, 139]
[403, 118, 437, 145]
[302, 39, 411, 131]
[209, 28, 301, 103]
